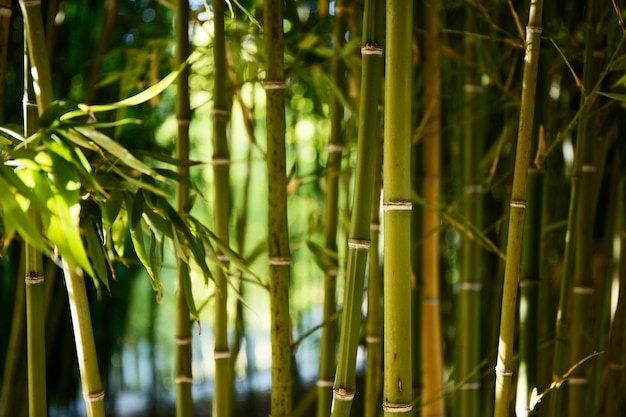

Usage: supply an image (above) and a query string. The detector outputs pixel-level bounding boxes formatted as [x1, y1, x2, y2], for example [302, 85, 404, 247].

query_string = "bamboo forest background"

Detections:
[0, 0, 625, 417]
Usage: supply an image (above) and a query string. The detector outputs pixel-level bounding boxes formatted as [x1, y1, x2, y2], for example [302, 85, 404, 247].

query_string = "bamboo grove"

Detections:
[0, 1, 626, 417]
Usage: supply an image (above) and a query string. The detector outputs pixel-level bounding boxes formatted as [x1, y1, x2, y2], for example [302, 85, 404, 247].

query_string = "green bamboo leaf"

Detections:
[131, 149, 205, 167]
[126, 193, 160, 286]
[0, 125, 26, 145]
[306, 240, 339, 272]
[73, 127, 165, 181]
[0, 176, 48, 251]
[101, 190, 124, 230]
[598, 91, 626, 102]
[83, 219, 110, 290]
[148, 229, 164, 302]
[182, 267, 200, 320]
[39, 100, 79, 128]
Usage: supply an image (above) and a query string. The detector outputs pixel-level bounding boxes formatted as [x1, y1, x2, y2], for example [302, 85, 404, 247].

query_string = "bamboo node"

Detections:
[269, 256, 291, 266]
[568, 377, 588, 385]
[495, 366, 513, 376]
[382, 201, 412, 211]
[573, 285, 594, 295]
[608, 362, 624, 370]
[327, 143, 344, 153]
[519, 278, 540, 287]
[263, 80, 286, 90]
[526, 25, 543, 34]
[214, 350, 231, 359]
[0, 7, 11, 16]
[175, 337, 192, 345]
[333, 388, 355, 400]
[463, 184, 484, 194]
[459, 282, 482, 291]
[382, 402, 413, 413]
[212, 157, 230, 166]
[316, 379, 334, 387]
[370, 222, 380, 231]
[21, 0, 42, 5]
[176, 117, 191, 126]
[460, 381, 480, 390]
[83, 390, 105, 403]
[25, 274, 44, 285]
[174, 376, 194, 384]
[327, 268, 340, 277]
[217, 253, 230, 262]
[361, 45, 384, 56]
[582, 164, 596, 173]
[423, 297, 440, 304]
[463, 84, 483, 93]
[365, 336, 381, 344]
[348, 239, 370, 250]
[211, 108, 230, 119]
[509, 199, 526, 209]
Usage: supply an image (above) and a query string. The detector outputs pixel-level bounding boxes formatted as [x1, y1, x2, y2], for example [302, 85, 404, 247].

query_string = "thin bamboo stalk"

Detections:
[515, 167, 544, 417]
[329, 0, 384, 415]
[382, 1, 413, 415]
[493, 1, 544, 416]
[0, 253, 27, 417]
[211, 1, 233, 416]
[0, 0, 11, 119]
[316, 0, 348, 415]
[263, 1, 292, 416]
[174, 1, 193, 416]
[421, 0, 444, 415]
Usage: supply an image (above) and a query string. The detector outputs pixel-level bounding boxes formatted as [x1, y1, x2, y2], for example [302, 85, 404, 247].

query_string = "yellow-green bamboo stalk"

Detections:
[174, 1, 193, 416]
[0, 254, 26, 417]
[493, 1, 544, 416]
[211, 1, 233, 416]
[515, 167, 543, 417]
[23, 40, 47, 417]
[316, 1, 348, 415]
[329, 0, 384, 415]
[382, 2, 412, 415]
[264, 2, 292, 416]
[457, 12, 483, 417]
[421, 0, 444, 415]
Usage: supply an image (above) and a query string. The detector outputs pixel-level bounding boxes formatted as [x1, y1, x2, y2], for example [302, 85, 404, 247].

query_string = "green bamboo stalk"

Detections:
[174, 1, 193, 416]
[61, 262, 106, 417]
[421, 0, 445, 415]
[263, 1, 292, 416]
[23, 40, 47, 417]
[316, 1, 348, 415]
[382, 1, 412, 415]
[329, 0, 384, 415]
[0, 253, 26, 417]
[211, 1, 233, 416]
[0, 0, 12, 119]
[493, 1, 544, 416]
[515, 167, 544, 417]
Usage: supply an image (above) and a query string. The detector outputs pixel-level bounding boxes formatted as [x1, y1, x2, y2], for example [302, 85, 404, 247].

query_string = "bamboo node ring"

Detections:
[175, 337, 192, 345]
[316, 379, 334, 387]
[217, 253, 229, 262]
[327, 143, 344, 153]
[83, 390, 105, 403]
[383, 201, 413, 211]
[568, 377, 588, 385]
[174, 376, 194, 384]
[333, 388, 356, 401]
[510, 200, 526, 209]
[22, 0, 42, 5]
[459, 282, 482, 291]
[348, 239, 370, 250]
[327, 268, 339, 277]
[464, 84, 483, 93]
[382, 403, 413, 413]
[460, 382, 480, 390]
[25, 274, 44, 285]
[365, 336, 381, 343]
[212, 157, 230, 166]
[573, 285, 594, 294]
[582, 164, 596, 173]
[495, 367, 513, 376]
[0, 8, 11, 16]
[176, 117, 191, 126]
[214, 351, 231, 359]
[526, 25, 543, 34]
[263, 80, 286, 90]
[463, 184, 484, 194]
[269, 256, 291, 266]
[370, 222, 380, 231]
[361, 45, 384, 56]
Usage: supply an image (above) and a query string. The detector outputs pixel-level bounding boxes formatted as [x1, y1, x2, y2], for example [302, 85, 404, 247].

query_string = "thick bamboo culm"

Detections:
[382, 1, 413, 416]
[329, 0, 384, 415]
[211, 1, 233, 416]
[493, 1, 544, 416]
[421, 0, 445, 415]
[264, 1, 293, 416]
[174, 1, 193, 416]
[316, 0, 348, 415]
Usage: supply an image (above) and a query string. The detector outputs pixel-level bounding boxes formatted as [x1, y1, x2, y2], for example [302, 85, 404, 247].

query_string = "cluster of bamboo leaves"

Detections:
[2, 0, 626, 417]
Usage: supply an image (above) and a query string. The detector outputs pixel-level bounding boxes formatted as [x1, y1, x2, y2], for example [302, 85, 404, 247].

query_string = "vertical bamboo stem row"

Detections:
[421, 0, 445, 415]
[174, 1, 193, 416]
[263, 1, 292, 416]
[515, 168, 543, 417]
[382, 1, 413, 415]
[493, 1, 544, 416]
[329, 0, 384, 415]
[316, 1, 348, 414]
[211, 1, 233, 416]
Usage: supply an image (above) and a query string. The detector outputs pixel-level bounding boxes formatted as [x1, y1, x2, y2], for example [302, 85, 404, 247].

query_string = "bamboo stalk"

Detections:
[329, 0, 384, 415]
[174, 1, 193, 416]
[382, 1, 413, 415]
[421, 0, 445, 415]
[0, 0, 11, 119]
[263, 1, 292, 416]
[316, 0, 348, 415]
[211, 1, 233, 416]
[493, 1, 544, 416]
[515, 167, 543, 417]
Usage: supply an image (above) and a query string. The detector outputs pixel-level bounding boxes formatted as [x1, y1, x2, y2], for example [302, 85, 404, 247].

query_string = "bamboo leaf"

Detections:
[131, 149, 205, 167]
[0, 176, 48, 251]
[598, 91, 626, 102]
[39, 100, 79, 128]
[83, 218, 110, 290]
[126, 192, 160, 287]
[306, 240, 339, 272]
[0, 126, 25, 145]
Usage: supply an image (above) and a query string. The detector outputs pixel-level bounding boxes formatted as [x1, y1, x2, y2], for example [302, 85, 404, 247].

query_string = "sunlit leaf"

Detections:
[40, 100, 79, 128]
[598, 91, 626, 102]
[83, 218, 111, 290]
